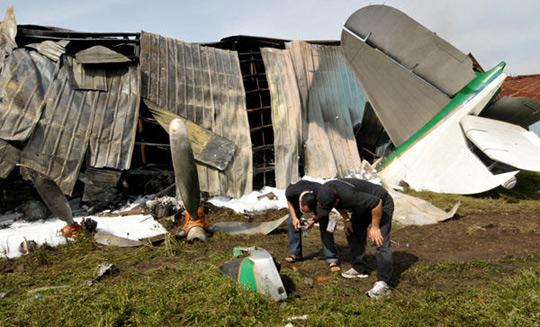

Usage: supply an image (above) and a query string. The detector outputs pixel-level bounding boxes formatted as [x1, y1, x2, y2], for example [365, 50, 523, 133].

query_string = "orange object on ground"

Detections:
[182, 207, 209, 234]
[63, 222, 82, 238]
[316, 276, 328, 282]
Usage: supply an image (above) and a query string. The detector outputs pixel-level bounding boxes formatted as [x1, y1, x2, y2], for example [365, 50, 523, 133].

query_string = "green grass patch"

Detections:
[1, 232, 539, 327]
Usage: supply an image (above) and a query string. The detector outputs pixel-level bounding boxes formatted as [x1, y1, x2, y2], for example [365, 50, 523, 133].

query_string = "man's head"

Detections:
[316, 186, 337, 217]
[299, 192, 317, 213]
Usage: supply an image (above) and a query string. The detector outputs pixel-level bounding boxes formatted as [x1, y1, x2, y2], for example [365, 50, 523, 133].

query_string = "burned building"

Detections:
[0, 7, 380, 211]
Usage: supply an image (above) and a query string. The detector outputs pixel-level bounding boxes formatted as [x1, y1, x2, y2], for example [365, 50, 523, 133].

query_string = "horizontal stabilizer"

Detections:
[482, 96, 540, 128]
[461, 115, 540, 171]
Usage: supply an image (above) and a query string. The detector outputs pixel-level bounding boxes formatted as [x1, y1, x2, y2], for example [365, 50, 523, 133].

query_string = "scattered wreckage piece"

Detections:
[27, 285, 70, 294]
[220, 248, 287, 302]
[144, 100, 237, 171]
[18, 239, 38, 255]
[208, 214, 288, 235]
[81, 167, 122, 212]
[94, 231, 144, 248]
[86, 263, 119, 287]
[18, 164, 74, 225]
[390, 191, 460, 225]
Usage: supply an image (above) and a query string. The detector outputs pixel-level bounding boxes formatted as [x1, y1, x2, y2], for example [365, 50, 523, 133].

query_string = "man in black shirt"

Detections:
[318, 178, 394, 297]
[285, 180, 340, 271]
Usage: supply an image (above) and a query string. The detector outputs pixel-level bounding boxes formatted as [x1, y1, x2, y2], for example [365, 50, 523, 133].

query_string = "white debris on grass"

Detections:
[0, 196, 166, 259]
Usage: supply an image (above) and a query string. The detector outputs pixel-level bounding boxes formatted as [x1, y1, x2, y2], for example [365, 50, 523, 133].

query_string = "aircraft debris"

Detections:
[18, 239, 38, 255]
[94, 231, 144, 248]
[86, 263, 119, 287]
[220, 248, 287, 301]
[208, 214, 287, 235]
[342, 5, 540, 194]
[27, 285, 70, 294]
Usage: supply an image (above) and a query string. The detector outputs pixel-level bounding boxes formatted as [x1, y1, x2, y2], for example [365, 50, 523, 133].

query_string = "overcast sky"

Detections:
[5, 0, 539, 75]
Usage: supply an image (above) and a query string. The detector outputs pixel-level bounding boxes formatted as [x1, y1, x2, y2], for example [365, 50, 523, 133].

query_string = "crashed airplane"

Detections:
[342, 5, 540, 194]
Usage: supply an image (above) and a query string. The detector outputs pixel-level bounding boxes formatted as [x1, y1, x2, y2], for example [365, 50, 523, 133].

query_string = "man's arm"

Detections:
[335, 208, 354, 236]
[287, 201, 302, 231]
[368, 199, 384, 246]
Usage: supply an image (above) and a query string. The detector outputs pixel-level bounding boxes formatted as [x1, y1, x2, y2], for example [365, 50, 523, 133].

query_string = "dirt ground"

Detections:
[203, 204, 540, 290]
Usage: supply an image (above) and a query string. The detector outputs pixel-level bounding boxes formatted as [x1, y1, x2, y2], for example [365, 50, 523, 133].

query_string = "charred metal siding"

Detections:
[0, 48, 58, 141]
[19, 62, 140, 195]
[140, 32, 252, 198]
[262, 41, 367, 180]
[260, 48, 301, 188]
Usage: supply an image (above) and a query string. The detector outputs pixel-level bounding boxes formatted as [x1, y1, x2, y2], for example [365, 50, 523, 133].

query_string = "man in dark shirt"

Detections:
[318, 178, 394, 297]
[285, 180, 340, 271]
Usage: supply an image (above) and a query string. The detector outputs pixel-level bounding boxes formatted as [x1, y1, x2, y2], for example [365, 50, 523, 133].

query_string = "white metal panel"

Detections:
[461, 115, 540, 171]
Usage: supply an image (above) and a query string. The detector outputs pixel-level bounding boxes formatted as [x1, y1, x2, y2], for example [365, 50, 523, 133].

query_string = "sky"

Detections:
[4, 0, 539, 75]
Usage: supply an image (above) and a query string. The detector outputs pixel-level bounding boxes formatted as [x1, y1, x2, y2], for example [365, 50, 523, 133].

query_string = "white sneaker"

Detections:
[341, 268, 369, 279]
[366, 281, 391, 298]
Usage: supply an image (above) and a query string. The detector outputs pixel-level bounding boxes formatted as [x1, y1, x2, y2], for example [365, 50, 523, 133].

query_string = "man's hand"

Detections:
[344, 221, 353, 236]
[292, 217, 302, 231]
[368, 226, 384, 247]
[304, 219, 316, 230]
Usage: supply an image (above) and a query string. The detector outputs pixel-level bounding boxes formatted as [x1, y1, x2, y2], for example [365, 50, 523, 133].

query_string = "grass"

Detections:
[1, 231, 539, 327]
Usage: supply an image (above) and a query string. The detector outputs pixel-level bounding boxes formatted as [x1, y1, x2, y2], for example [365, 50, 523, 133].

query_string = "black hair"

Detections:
[300, 193, 317, 212]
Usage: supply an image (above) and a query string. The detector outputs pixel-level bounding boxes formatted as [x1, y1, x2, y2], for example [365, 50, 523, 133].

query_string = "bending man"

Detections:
[318, 178, 394, 297]
[285, 180, 340, 272]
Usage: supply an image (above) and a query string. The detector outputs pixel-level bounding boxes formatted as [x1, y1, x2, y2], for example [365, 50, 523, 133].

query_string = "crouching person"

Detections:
[285, 180, 340, 272]
[318, 178, 394, 297]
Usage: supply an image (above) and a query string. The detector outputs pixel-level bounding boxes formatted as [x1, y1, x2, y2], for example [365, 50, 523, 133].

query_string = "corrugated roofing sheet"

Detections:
[0, 139, 19, 178]
[0, 48, 58, 141]
[140, 32, 252, 198]
[260, 47, 301, 188]
[17, 54, 140, 195]
[285, 41, 367, 178]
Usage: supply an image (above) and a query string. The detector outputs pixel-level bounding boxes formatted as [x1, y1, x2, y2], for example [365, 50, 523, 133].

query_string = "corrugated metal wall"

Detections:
[262, 41, 367, 181]
[19, 61, 140, 195]
[260, 48, 302, 188]
[140, 32, 252, 198]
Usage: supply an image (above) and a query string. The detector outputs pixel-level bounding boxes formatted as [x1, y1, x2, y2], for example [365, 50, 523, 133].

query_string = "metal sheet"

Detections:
[75, 45, 131, 64]
[25, 40, 68, 62]
[87, 64, 140, 170]
[286, 41, 366, 178]
[140, 32, 252, 198]
[482, 96, 540, 128]
[0, 7, 17, 68]
[0, 139, 19, 178]
[461, 115, 540, 171]
[342, 30, 450, 147]
[260, 48, 301, 188]
[0, 48, 59, 141]
[64, 55, 108, 91]
[20, 61, 139, 195]
[344, 5, 476, 96]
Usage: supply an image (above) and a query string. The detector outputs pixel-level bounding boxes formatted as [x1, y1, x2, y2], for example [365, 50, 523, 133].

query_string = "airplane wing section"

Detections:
[461, 115, 540, 171]
[341, 30, 450, 147]
[343, 5, 476, 96]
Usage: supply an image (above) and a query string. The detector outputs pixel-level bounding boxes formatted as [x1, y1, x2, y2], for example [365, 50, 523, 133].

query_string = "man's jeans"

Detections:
[347, 201, 394, 283]
[288, 211, 339, 264]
